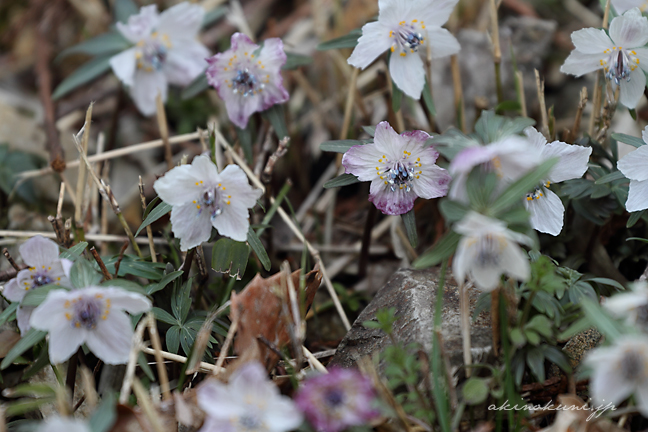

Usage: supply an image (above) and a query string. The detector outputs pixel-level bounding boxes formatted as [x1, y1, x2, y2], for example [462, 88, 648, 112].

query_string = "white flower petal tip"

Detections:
[153, 155, 262, 250]
[36, 417, 90, 432]
[111, 2, 210, 116]
[452, 212, 531, 292]
[585, 336, 648, 415]
[612, 1, 648, 15]
[29, 287, 151, 365]
[618, 143, 648, 212]
[206, 33, 289, 129]
[347, 0, 459, 99]
[197, 361, 303, 432]
[341, 121, 450, 216]
[561, 8, 648, 109]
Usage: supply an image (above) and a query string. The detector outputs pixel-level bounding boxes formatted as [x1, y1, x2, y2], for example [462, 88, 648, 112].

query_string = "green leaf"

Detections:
[247, 228, 271, 271]
[5, 397, 57, 417]
[558, 316, 591, 340]
[524, 329, 541, 345]
[401, 210, 418, 248]
[324, 173, 360, 188]
[59, 241, 88, 261]
[611, 133, 644, 148]
[146, 270, 183, 295]
[490, 158, 557, 215]
[114, 0, 138, 23]
[316, 29, 362, 50]
[212, 238, 249, 279]
[542, 345, 572, 374]
[181, 73, 209, 100]
[422, 77, 436, 116]
[627, 210, 645, 228]
[70, 259, 103, 289]
[581, 277, 625, 291]
[283, 52, 313, 70]
[166, 326, 180, 354]
[413, 230, 461, 269]
[0, 303, 18, 327]
[153, 307, 178, 325]
[362, 126, 376, 137]
[101, 279, 146, 295]
[509, 328, 526, 348]
[88, 391, 116, 432]
[3, 383, 55, 398]
[1, 330, 47, 370]
[56, 31, 130, 61]
[21, 284, 69, 308]
[595, 170, 626, 184]
[319, 139, 363, 153]
[580, 297, 623, 341]
[52, 55, 113, 100]
[262, 104, 289, 140]
[439, 200, 469, 223]
[526, 315, 553, 338]
[202, 6, 227, 28]
[526, 347, 545, 382]
[495, 100, 521, 113]
[462, 378, 490, 405]
[392, 79, 403, 113]
[136, 202, 172, 237]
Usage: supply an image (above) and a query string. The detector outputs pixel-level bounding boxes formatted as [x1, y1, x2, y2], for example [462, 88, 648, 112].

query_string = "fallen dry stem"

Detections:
[119, 317, 149, 404]
[75, 104, 93, 225]
[146, 313, 171, 401]
[131, 378, 165, 432]
[89, 247, 111, 280]
[2, 249, 20, 271]
[535, 69, 549, 138]
[0, 230, 166, 245]
[140, 346, 224, 374]
[156, 94, 173, 171]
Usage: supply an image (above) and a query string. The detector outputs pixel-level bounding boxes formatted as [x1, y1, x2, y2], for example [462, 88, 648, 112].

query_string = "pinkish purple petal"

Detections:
[369, 179, 417, 215]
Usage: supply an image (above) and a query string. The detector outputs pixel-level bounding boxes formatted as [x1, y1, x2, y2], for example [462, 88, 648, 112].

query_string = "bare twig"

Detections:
[140, 346, 224, 373]
[535, 69, 549, 139]
[156, 94, 173, 171]
[75, 104, 93, 226]
[2, 249, 20, 272]
[119, 317, 148, 404]
[90, 247, 111, 280]
[114, 241, 129, 278]
[139, 177, 157, 262]
[146, 313, 171, 401]
[450, 55, 467, 132]
[131, 378, 165, 432]
[261, 137, 290, 183]
[567, 87, 588, 143]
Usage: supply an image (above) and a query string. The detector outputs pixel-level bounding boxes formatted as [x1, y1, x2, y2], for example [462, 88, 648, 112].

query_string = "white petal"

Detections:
[426, 28, 460, 59]
[347, 21, 391, 69]
[163, 41, 210, 87]
[342, 143, 387, 181]
[560, 51, 605, 77]
[3, 270, 30, 302]
[454, 211, 507, 237]
[389, 51, 425, 99]
[590, 361, 634, 406]
[570, 27, 614, 54]
[418, 0, 459, 27]
[452, 237, 472, 285]
[625, 179, 648, 212]
[500, 240, 531, 282]
[634, 47, 648, 72]
[523, 127, 547, 151]
[263, 398, 304, 431]
[604, 291, 648, 316]
[544, 142, 592, 183]
[129, 70, 168, 116]
[526, 188, 565, 236]
[170, 202, 214, 251]
[92, 287, 151, 314]
[643, 124, 648, 145]
[16, 306, 34, 335]
[47, 322, 85, 365]
[618, 143, 648, 181]
[110, 48, 138, 87]
[218, 164, 263, 209]
[154, 155, 217, 206]
[20, 236, 59, 269]
[635, 381, 648, 417]
[411, 164, 451, 199]
[470, 261, 504, 292]
[29, 290, 71, 332]
[197, 379, 246, 419]
[37, 417, 90, 432]
[612, 0, 648, 14]
[85, 311, 134, 365]
[618, 66, 646, 109]
[609, 8, 648, 47]
[157, 2, 205, 41]
[115, 5, 159, 44]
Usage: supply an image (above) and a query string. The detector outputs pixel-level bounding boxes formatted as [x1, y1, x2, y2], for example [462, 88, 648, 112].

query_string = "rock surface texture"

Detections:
[330, 268, 492, 378]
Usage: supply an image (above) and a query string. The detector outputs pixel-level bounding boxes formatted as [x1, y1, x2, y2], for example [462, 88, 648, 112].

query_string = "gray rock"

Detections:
[330, 268, 493, 379]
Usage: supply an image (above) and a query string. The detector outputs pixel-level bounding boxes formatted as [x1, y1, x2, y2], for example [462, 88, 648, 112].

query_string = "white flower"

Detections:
[347, 0, 460, 99]
[617, 126, 648, 212]
[153, 155, 263, 250]
[2, 236, 72, 335]
[612, 0, 648, 14]
[29, 286, 151, 365]
[110, 2, 210, 116]
[453, 212, 532, 292]
[585, 336, 648, 417]
[560, 8, 648, 109]
[448, 135, 543, 204]
[603, 281, 648, 327]
[197, 361, 303, 432]
[36, 417, 90, 432]
[523, 127, 592, 236]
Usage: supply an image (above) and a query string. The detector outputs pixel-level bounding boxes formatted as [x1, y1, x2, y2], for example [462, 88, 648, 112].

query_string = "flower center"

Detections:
[33, 273, 52, 287]
[602, 47, 640, 85]
[376, 150, 423, 192]
[390, 20, 426, 57]
[620, 349, 647, 381]
[476, 235, 503, 267]
[526, 182, 551, 202]
[324, 389, 345, 408]
[193, 182, 232, 220]
[136, 32, 171, 72]
[65, 295, 111, 330]
[237, 414, 262, 430]
[233, 68, 264, 97]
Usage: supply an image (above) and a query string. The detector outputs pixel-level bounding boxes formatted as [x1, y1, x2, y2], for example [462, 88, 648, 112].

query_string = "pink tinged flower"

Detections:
[36, 417, 90, 432]
[29, 286, 151, 365]
[453, 212, 532, 292]
[612, 0, 648, 14]
[603, 281, 648, 328]
[585, 336, 648, 417]
[110, 2, 210, 116]
[206, 33, 289, 129]
[295, 368, 380, 432]
[522, 127, 592, 236]
[448, 136, 543, 204]
[617, 126, 648, 212]
[153, 155, 263, 250]
[197, 361, 303, 432]
[2, 236, 72, 335]
[560, 8, 648, 109]
[341, 121, 451, 216]
[347, 0, 460, 99]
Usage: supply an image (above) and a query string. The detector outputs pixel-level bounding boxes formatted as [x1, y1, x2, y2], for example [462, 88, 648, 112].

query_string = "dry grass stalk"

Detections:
[131, 378, 165, 432]
[282, 261, 304, 370]
[140, 346, 224, 373]
[214, 295, 239, 375]
[451, 55, 467, 132]
[186, 301, 230, 375]
[567, 87, 588, 143]
[535, 69, 549, 139]
[146, 313, 171, 401]
[119, 317, 149, 404]
[490, 0, 503, 103]
[516, 70, 527, 118]
[138, 176, 157, 262]
[156, 94, 173, 171]
[302, 346, 327, 373]
[75, 103, 93, 226]
[460, 282, 472, 377]
[90, 247, 111, 280]
[79, 365, 98, 409]
[0, 230, 166, 245]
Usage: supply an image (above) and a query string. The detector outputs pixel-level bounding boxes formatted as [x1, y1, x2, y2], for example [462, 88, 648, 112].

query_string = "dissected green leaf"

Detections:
[59, 242, 88, 261]
[70, 259, 103, 289]
[324, 173, 360, 188]
[136, 201, 172, 236]
[283, 52, 313, 70]
[611, 133, 644, 148]
[212, 238, 249, 279]
[401, 210, 418, 248]
[320, 140, 364, 153]
[462, 378, 490, 405]
[247, 228, 271, 271]
[1, 330, 47, 370]
[52, 55, 113, 100]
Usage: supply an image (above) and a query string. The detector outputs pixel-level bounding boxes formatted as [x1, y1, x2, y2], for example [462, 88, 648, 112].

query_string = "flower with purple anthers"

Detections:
[295, 368, 379, 432]
[347, 0, 460, 99]
[197, 361, 303, 432]
[29, 286, 151, 364]
[2, 236, 72, 335]
[341, 121, 451, 216]
[109, 2, 210, 116]
[453, 212, 532, 292]
[206, 33, 289, 129]
[560, 8, 648, 109]
[36, 417, 90, 432]
[153, 155, 263, 250]
[448, 135, 543, 204]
